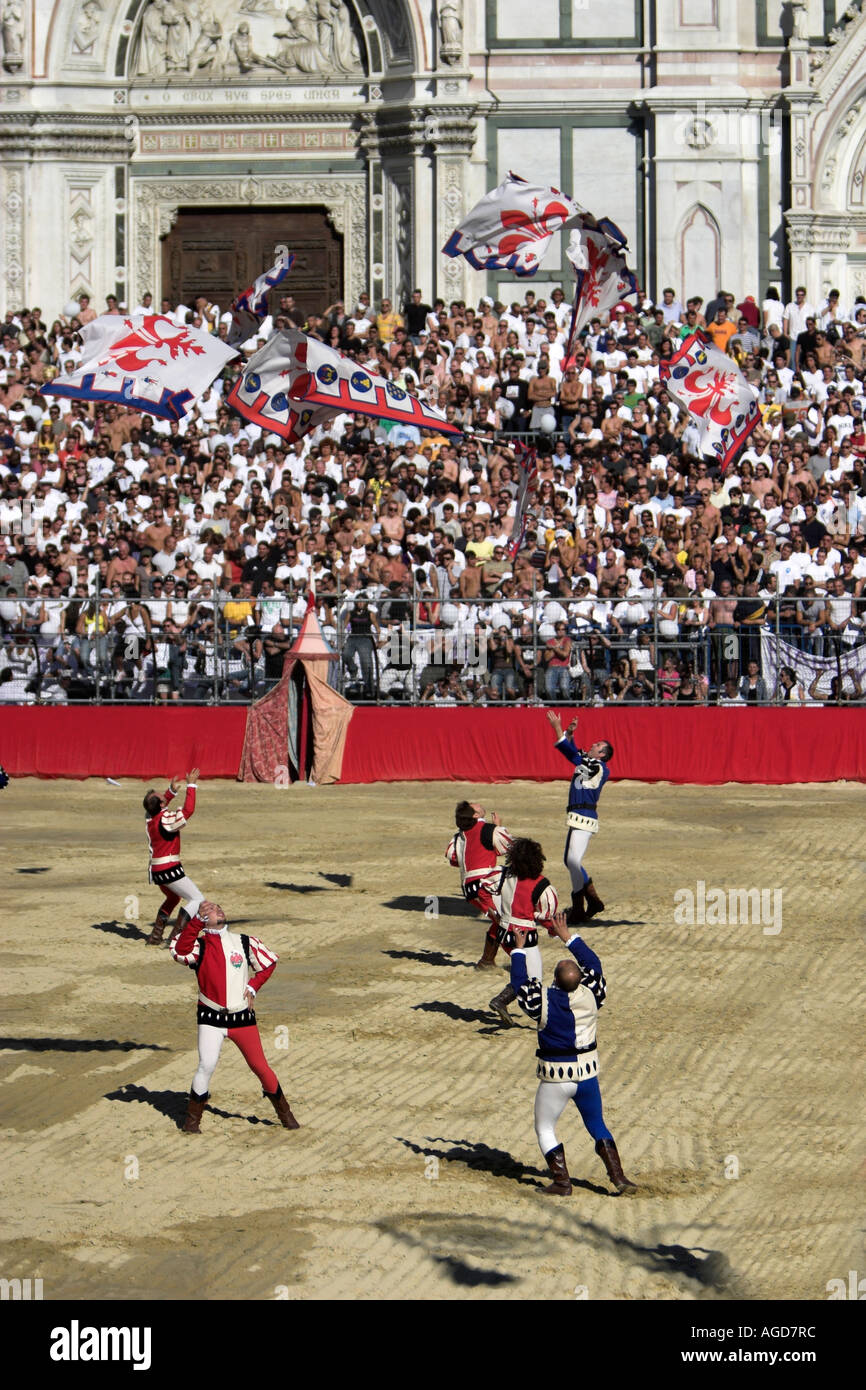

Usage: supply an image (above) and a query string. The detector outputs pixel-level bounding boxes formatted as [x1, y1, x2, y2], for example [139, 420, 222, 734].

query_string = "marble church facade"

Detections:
[1, 0, 866, 317]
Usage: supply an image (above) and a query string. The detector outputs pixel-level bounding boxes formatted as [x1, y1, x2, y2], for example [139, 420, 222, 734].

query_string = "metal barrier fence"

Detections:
[2, 589, 864, 706]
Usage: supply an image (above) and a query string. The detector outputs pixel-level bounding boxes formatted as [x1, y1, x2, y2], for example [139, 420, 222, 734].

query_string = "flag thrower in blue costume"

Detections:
[510, 910, 635, 1196]
[546, 710, 614, 925]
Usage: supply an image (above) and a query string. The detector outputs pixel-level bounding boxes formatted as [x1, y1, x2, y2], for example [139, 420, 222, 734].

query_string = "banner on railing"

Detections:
[760, 632, 866, 702]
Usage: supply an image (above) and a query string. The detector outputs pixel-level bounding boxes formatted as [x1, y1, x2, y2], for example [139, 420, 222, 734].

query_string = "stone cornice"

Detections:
[358, 103, 476, 158]
[0, 114, 130, 160]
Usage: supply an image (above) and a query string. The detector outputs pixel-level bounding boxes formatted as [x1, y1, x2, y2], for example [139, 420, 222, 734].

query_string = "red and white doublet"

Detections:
[146, 784, 203, 918]
[171, 914, 281, 1096]
[446, 817, 513, 922]
[497, 871, 559, 980]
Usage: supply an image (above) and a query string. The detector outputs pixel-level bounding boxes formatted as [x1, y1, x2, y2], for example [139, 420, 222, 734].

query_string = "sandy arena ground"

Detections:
[1, 775, 863, 1302]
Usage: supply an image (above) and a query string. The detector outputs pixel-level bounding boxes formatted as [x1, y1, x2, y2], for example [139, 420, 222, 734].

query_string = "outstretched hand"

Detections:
[188, 767, 200, 783]
[546, 710, 563, 737]
[550, 910, 572, 942]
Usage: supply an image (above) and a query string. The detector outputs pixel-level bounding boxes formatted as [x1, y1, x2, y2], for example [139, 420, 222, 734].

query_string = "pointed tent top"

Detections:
[288, 603, 335, 660]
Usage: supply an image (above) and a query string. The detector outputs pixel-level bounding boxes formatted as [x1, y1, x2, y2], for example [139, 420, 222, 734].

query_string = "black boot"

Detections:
[488, 983, 517, 1027]
[181, 1089, 208, 1134]
[167, 907, 191, 950]
[475, 932, 499, 970]
[542, 1143, 572, 1195]
[584, 879, 605, 919]
[595, 1138, 636, 1192]
[145, 912, 169, 946]
[567, 890, 586, 926]
[265, 1084, 300, 1130]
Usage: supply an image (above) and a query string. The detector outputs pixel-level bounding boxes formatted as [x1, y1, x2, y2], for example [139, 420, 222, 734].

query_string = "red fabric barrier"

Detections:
[338, 706, 866, 785]
[3, 706, 248, 780]
[4, 704, 865, 784]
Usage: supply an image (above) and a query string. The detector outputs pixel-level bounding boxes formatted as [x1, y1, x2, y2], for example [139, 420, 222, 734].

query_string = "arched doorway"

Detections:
[160, 206, 344, 318]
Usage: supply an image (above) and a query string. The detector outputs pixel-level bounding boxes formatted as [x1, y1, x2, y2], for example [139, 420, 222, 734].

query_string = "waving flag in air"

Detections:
[659, 332, 760, 473]
[506, 444, 539, 560]
[227, 332, 340, 442]
[229, 253, 295, 345]
[44, 314, 237, 421]
[565, 218, 639, 348]
[443, 173, 586, 277]
[233, 330, 462, 437]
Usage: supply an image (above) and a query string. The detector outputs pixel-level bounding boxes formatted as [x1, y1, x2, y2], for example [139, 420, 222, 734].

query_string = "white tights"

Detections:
[564, 829, 592, 892]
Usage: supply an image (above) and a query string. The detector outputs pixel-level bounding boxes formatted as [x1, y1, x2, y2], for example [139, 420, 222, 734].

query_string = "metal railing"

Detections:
[2, 589, 864, 706]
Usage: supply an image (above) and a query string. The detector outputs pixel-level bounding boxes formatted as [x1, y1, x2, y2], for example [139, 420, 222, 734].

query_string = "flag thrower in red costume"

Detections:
[142, 768, 204, 947]
[170, 901, 299, 1134]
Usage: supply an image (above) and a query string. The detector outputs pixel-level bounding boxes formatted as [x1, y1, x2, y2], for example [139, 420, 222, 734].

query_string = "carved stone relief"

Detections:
[133, 0, 365, 79]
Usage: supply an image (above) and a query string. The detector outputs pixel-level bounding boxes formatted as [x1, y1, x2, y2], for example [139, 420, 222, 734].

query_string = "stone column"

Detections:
[430, 108, 476, 304]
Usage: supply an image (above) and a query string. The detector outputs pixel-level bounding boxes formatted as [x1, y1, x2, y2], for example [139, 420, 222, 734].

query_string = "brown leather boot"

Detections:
[488, 983, 517, 1027]
[181, 1089, 208, 1134]
[567, 890, 586, 926]
[541, 1143, 572, 1195]
[475, 933, 499, 969]
[584, 879, 605, 918]
[145, 914, 169, 946]
[265, 1085, 300, 1130]
[595, 1138, 636, 1192]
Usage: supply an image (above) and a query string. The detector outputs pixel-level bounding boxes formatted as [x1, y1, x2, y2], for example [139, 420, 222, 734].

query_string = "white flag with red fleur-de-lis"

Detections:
[659, 332, 761, 473]
[443, 173, 587, 277]
[43, 314, 237, 421]
[565, 218, 639, 341]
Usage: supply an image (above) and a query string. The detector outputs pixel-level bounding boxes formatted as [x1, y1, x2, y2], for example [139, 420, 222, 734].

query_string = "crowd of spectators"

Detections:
[1, 277, 865, 706]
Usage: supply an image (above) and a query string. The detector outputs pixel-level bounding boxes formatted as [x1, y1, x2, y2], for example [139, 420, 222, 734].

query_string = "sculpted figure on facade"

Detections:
[0, 0, 25, 74]
[71, 0, 104, 57]
[228, 19, 271, 72]
[271, 1, 361, 75]
[438, 0, 462, 66]
[189, 16, 223, 70]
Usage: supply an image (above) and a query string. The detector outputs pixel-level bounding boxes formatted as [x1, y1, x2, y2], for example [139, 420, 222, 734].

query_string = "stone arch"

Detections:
[849, 129, 866, 208]
[677, 204, 720, 307]
[814, 87, 866, 209]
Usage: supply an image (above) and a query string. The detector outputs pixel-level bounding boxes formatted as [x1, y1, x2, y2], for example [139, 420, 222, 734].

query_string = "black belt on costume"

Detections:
[498, 926, 538, 950]
[537, 1042, 598, 1060]
[152, 863, 185, 886]
[197, 1004, 257, 1029]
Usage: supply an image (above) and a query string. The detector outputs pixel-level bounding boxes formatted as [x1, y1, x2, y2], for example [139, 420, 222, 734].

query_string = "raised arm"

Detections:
[549, 911, 607, 1006]
[170, 910, 204, 965]
[508, 927, 544, 1022]
[180, 766, 200, 819]
[546, 709, 580, 763]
